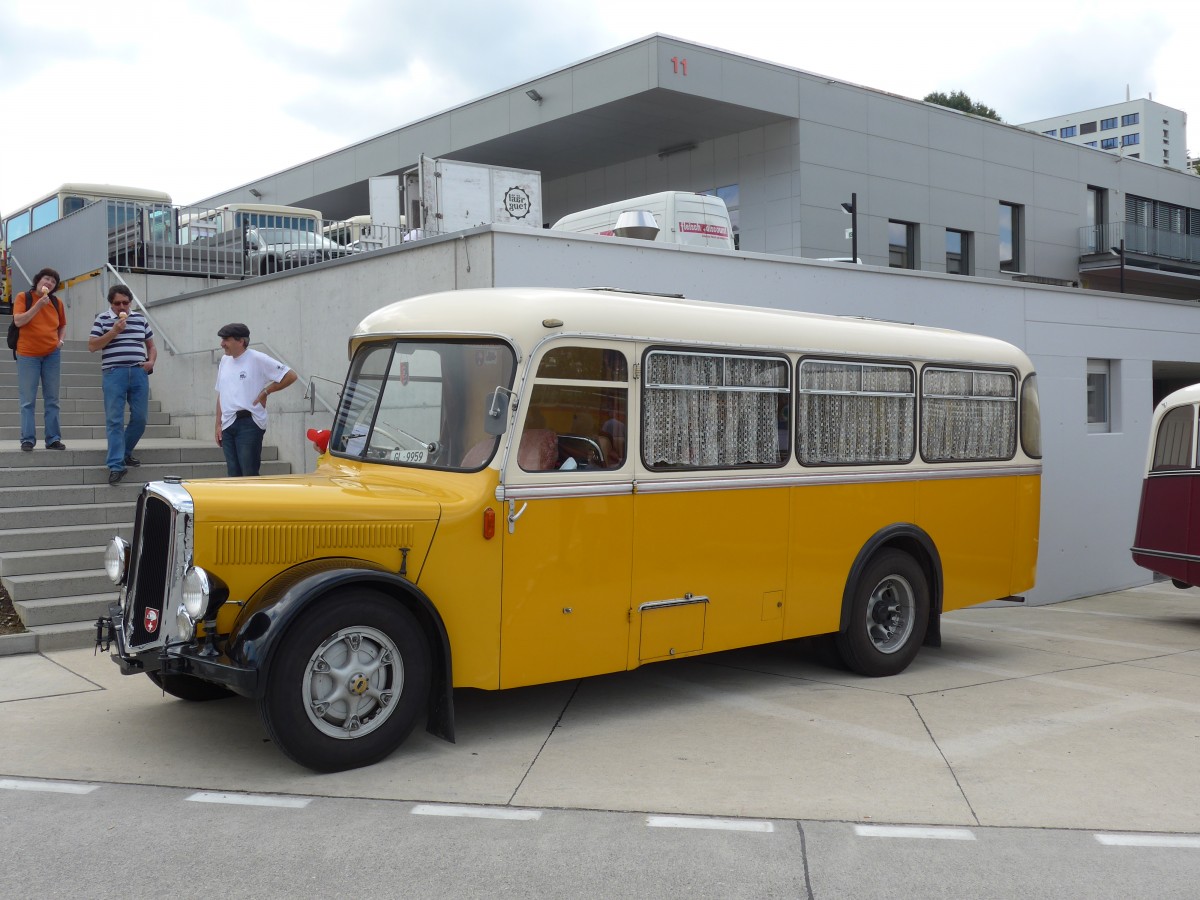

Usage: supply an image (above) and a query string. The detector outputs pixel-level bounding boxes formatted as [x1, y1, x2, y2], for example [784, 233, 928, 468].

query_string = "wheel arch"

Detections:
[839, 524, 944, 647]
[225, 559, 455, 742]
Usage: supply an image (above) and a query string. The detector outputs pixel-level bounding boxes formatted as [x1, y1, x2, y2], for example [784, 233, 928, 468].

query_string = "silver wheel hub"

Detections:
[864, 574, 915, 654]
[302, 626, 403, 740]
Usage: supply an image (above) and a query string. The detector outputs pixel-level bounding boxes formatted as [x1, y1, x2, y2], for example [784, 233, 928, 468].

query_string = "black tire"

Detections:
[258, 590, 430, 772]
[835, 549, 930, 677]
[147, 671, 235, 702]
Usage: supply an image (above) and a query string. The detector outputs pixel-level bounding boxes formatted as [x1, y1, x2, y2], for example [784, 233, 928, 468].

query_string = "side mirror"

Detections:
[484, 388, 511, 436]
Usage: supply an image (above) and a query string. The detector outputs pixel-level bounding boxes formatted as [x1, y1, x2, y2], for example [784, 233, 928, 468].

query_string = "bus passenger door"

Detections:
[629, 346, 792, 665]
[499, 344, 634, 688]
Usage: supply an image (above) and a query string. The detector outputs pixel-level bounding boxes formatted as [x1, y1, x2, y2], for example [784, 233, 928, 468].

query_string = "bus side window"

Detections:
[520, 387, 628, 471]
[524, 344, 629, 472]
[1152, 406, 1195, 471]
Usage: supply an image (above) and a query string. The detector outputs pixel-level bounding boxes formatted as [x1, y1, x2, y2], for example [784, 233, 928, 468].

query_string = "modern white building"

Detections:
[1020, 98, 1189, 171]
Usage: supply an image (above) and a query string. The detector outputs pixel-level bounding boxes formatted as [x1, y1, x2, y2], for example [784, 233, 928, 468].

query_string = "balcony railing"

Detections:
[1079, 222, 1200, 264]
[8, 199, 408, 289]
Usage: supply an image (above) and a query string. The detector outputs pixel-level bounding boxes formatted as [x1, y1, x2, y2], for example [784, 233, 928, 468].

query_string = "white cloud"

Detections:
[1, 0, 1194, 217]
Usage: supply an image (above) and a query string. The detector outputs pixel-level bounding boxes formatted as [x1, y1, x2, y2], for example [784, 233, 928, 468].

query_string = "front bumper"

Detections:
[96, 603, 258, 696]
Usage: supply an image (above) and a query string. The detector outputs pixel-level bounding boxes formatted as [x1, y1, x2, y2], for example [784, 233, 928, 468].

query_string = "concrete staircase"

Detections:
[0, 328, 289, 652]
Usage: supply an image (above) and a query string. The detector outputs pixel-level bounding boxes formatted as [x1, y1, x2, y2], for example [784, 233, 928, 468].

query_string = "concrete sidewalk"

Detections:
[3, 583, 1199, 833]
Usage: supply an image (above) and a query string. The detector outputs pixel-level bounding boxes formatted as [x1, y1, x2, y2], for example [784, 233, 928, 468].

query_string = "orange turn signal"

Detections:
[483, 507, 496, 540]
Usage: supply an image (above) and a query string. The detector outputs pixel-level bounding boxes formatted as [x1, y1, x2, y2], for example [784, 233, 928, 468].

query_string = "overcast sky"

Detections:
[0, 0, 1191, 215]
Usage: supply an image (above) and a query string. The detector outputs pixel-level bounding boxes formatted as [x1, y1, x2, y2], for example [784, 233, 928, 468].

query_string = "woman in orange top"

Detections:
[14, 267, 67, 451]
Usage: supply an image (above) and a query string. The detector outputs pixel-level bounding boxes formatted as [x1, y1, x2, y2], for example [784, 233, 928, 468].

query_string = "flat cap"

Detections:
[218, 322, 250, 340]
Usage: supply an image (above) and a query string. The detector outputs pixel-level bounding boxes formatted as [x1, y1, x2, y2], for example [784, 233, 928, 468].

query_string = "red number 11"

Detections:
[671, 56, 688, 76]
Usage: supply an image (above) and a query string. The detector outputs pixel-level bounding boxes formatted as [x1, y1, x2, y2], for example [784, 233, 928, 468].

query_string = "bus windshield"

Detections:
[330, 339, 516, 469]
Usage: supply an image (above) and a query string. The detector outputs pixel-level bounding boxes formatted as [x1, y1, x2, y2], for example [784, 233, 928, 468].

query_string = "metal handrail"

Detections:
[104, 263, 179, 356]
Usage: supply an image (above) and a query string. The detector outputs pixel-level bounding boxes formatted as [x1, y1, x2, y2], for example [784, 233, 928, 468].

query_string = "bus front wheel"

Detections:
[836, 550, 929, 677]
[258, 590, 430, 772]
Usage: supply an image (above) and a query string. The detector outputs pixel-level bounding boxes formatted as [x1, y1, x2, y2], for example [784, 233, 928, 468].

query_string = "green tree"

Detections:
[923, 90, 1001, 121]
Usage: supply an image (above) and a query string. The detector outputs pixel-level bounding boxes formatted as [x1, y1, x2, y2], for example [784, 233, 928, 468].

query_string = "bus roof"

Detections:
[1156, 382, 1200, 411]
[8, 183, 172, 211]
[352, 287, 1034, 371]
[206, 202, 321, 217]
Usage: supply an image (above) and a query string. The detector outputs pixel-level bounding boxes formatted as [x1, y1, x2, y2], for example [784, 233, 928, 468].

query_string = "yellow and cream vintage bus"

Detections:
[97, 287, 1042, 771]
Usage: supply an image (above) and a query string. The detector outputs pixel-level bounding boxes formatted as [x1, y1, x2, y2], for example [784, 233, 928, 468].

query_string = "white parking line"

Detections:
[186, 791, 311, 808]
[411, 804, 542, 821]
[0, 778, 98, 795]
[855, 825, 975, 840]
[647, 815, 774, 833]
[1095, 833, 1200, 848]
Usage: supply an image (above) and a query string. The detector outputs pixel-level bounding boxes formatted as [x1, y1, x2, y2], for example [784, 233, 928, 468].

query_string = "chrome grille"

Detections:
[121, 484, 192, 652]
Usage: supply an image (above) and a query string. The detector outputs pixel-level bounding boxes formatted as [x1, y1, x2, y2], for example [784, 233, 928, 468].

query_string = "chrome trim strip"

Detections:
[147, 480, 194, 514]
[499, 482, 635, 501]
[634, 464, 1041, 495]
[639, 594, 709, 612]
[1131, 546, 1200, 563]
[495, 464, 1040, 501]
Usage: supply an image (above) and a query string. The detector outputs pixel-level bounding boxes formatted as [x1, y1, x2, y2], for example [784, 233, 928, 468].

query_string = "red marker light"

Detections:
[307, 428, 331, 454]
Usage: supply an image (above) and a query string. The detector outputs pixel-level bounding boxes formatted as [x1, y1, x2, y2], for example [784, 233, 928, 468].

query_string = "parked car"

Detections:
[248, 227, 355, 274]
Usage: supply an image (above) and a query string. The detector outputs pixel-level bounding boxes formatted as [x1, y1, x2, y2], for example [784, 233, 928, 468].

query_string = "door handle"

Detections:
[507, 500, 528, 534]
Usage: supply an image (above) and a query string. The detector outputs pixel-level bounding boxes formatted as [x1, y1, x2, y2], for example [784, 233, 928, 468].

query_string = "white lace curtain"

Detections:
[797, 361, 914, 464]
[644, 353, 786, 467]
[920, 369, 1016, 461]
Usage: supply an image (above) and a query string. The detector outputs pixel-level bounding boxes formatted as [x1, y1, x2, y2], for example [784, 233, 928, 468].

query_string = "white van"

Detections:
[552, 191, 735, 250]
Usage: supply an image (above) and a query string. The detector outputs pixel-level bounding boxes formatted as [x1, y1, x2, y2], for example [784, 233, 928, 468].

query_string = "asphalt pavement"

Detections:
[3, 582, 1200, 835]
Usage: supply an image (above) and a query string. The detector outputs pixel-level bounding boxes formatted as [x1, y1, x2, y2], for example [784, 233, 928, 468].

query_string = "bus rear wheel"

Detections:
[836, 550, 929, 677]
[258, 591, 430, 772]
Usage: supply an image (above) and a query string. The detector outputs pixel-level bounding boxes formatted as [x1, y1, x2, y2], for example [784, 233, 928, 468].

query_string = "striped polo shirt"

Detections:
[90, 309, 154, 370]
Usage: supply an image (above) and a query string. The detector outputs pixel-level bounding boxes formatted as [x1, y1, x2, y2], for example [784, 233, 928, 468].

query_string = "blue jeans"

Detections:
[17, 348, 62, 446]
[222, 415, 265, 477]
[102, 365, 149, 471]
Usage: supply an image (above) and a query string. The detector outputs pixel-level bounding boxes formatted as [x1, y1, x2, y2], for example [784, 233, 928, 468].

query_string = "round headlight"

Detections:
[182, 566, 212, 620]
[176, 604, 196, 641]
[104, 537, 130, 585]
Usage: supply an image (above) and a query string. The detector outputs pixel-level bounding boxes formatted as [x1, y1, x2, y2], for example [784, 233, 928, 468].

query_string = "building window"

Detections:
[1122, 133, 1140, 147]
[1080, 121, 1097, 134]
[1087, 360, 1112, 432]
[946, 229, 970, 274]
[1087, 360, 1111, 433]
[1060, 125, 1077, 138]
[1042, 129, 1057, 137]
[999, 202, 1022, 273]
[1101, 117, 1118, 130]
[1122, 113, 1140, 126]
[888, 220, 917, 269]
[1085, 187, 1106, 253]
[1084, 141, 1098, 148]
[1100, 137, 1119, 150]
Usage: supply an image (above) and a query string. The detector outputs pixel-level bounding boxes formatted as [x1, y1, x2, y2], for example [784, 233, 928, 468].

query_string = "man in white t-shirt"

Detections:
[214, 322, 297, 476]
